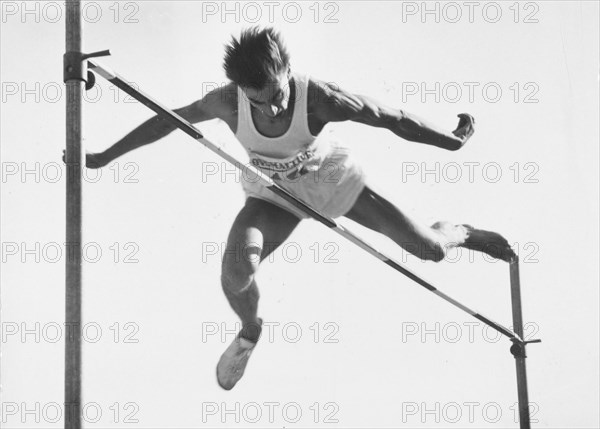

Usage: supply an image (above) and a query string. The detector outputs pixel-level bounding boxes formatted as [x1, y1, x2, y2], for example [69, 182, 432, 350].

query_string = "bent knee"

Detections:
[422, 243, 446, 262]
[221, 263, 256, 293]
[221, 249, 260, 293]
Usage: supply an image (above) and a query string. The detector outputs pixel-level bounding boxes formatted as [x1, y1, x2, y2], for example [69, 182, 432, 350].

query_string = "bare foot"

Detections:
[461, 225, 516, 262]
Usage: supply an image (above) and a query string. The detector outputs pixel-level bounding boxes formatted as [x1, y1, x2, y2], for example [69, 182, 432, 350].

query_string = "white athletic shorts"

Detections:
[241, 142, 366, 219]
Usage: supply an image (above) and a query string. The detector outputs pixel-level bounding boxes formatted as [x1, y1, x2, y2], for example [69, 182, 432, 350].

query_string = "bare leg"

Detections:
[221, 197, 301, 341]
[344, 186, 515, 262]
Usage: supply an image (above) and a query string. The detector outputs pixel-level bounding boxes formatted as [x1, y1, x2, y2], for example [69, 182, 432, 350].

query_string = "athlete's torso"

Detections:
[236, 73, 314, 156]
[233, 73, 332, 179]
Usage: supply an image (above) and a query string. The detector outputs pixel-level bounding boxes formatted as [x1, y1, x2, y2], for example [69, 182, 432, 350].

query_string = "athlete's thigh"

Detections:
[224, 197, 302, 265]
[344, 186, 437, 245]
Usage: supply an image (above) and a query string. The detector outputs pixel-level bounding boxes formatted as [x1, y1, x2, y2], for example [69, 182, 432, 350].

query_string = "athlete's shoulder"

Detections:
[307, 76, 336, 100]
[205, 82, 238, 111]
[190, 81, 238, 122]
[306, 76, 361, 122]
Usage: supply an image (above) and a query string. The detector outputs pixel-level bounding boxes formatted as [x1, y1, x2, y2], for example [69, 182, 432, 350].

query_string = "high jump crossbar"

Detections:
[87, 59, 525, 344]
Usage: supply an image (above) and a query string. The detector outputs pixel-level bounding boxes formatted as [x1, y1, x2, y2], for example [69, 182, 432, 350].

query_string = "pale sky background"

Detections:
[1, 1, 599, 428]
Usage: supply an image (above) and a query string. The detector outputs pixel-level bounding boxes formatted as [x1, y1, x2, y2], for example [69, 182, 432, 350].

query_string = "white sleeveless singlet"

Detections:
[235, 73, 365, 219]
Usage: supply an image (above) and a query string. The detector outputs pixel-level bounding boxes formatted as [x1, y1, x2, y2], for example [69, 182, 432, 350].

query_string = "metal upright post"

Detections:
[64, 3, 110, 424]
[509, 257, 540, 429]
[64, 1, 83, 427]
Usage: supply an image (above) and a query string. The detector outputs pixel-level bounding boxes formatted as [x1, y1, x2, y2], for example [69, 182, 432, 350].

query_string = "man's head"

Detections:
[223, 27, 292, 117]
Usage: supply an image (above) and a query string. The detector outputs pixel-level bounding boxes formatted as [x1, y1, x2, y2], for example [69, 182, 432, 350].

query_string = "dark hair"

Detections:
[223, 27, 290, 89]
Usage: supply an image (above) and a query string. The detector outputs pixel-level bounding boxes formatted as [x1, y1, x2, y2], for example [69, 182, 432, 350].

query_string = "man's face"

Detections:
[243, 70, 291, 119]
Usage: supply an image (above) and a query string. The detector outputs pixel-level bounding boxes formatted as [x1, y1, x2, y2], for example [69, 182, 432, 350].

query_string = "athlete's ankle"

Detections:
[240, 318, 262, 343]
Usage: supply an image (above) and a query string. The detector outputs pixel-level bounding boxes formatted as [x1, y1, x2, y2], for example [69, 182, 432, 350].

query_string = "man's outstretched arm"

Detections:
[313, 81, 474, 151]
[86, 86, 233, 168]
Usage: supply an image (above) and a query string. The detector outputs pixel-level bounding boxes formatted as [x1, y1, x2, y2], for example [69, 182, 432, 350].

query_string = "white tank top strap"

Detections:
[289, 73, 313, 140]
